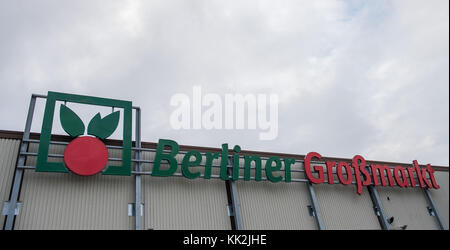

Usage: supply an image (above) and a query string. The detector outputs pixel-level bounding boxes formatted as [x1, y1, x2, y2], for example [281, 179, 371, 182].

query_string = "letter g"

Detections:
[304, 152, 325, 184]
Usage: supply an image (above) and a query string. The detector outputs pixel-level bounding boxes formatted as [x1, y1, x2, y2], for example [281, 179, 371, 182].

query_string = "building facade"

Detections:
[0, 130, 448, 230]
[1, 93, 448, 230]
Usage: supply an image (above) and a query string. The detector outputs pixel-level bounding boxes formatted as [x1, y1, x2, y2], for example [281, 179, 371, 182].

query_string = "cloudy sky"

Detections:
[0, 0, 448, 166]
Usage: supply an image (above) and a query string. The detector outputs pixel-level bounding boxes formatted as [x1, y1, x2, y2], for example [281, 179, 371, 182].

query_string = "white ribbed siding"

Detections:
[143, 176, 231, 229]
[314, 184, 380, 230]
[141, 151, 230, 229]
[429, 171, 449, 229]
[235, 158, 316, 229]
[14, 142, 134, 230]
[236, 181, 316, 229]
[377, 186, 440, 230]
[312, 162, 381, 230]
[0, 139, 21, 228]
[1, 135, 448, 230]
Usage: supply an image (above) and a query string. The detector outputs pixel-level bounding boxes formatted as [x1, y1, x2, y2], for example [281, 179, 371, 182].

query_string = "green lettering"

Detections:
[152, 139, 179, 177]
[204, 152, 220, 179]
[181, 150, 202, 179]
[220, 144, 229, 180]
[265, 157, 283, 182]
[232, 145, 241, 181]
[283, 158, 296, 182]
[244, 155, 262, 181]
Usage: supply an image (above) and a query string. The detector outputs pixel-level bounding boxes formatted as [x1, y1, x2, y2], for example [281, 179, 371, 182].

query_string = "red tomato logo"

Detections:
[64, 136, 109, 176]
[60, 104, 120, 176]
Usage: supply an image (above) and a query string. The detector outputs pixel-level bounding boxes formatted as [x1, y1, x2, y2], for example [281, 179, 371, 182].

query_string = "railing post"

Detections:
[226, 157, 243, 230]
[306, 182, 325, 230]
[4, 95, 37, 230]
[134, 107, 143, 230]
[423, 188, 446, 230]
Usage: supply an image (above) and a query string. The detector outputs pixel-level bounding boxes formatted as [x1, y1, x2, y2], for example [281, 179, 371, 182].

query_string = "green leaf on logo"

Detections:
[60, 104, 85, 137]
[87, 111, 120, 140]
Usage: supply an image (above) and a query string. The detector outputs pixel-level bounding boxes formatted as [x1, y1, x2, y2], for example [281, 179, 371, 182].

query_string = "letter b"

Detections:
[152, 139, 179, 177]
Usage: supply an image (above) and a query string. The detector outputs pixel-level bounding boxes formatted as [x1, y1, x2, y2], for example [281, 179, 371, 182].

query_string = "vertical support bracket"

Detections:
[367, 185, 390, 230]
[226, 157, 243, 230]
[423, 188, 446, 230]
[365, 166, 390, 230]
[306, 182, 325, 230]
[3, 95, 37, 230]
[134, 107, 143, 230]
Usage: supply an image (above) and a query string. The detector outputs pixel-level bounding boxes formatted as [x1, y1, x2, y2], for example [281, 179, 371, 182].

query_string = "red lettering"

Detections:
[304, 152, 325, 184]
[326, 161, 336, 184]
[421, 168, 433, 188]
[304, 153, 439, 195]
[337, 162, 352, 185]
[393, 166, 408, 187]
[427, 164, 440, 189]
[407, 167, 417, 187]
[413, 160, 425, 188]
[360, 164, 372, 186]
[351, 155, 366, 195]
[370, 164, 394, 187]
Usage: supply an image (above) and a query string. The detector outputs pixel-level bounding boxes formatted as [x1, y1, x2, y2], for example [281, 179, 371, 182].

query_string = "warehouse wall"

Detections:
[1, 135, 449, 230]
[13, 142, 135, 230]
[141, 151, 231, 230]
[236, 181, 316, 230]
[143, 176, 231, 230]
[430, 171, 449, 228]
[375, 168, 449, 230]
[308, 163, 381, 230]
[314, 184, 380, 230]
[0, 139, 20, 228]
[377, 186, 439, 230]
[235, 159, 316, 230]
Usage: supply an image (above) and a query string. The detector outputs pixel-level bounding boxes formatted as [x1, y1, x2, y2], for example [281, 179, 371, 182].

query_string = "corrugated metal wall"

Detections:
[141, 151, 231, 230]
[427, 171, 449, 229]
[377, 186, 439, 230]
[235, 159, 316, 229]
[14, 142, 134, 230]
[236, 181, 316, 229]
[0, 139, 21, 228]
[143, 176, 231, 229]
[375, 168, 449, 230]
[1, 137, 449, 230]
[314, 184, 380, 229]
[313, 162, 381, 230]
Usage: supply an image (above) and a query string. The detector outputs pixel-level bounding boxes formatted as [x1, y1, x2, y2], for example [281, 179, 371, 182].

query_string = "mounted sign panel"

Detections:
[303, 152, 440, 195]
[36, 91, 133, 176]
[33, 91, 442, 193]
[148, 139, 441, 195]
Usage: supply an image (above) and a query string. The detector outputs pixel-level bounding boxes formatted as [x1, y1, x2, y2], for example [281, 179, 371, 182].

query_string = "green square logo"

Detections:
[36, 91, 133, 176]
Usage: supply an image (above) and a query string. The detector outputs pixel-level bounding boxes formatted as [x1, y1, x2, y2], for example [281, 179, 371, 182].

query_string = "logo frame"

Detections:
[36, 91, 133, 176]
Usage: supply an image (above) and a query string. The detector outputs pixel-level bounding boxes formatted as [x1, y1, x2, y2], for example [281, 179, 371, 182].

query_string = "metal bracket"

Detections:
[422, 187, 446, 229]
[307, 205, 316, 217]
[226, 156, 243, 230]
[2, 202, 22, 216]
[128, 203, 143, 217]
[226, 204, 234, 217]
[306, 182, 324, 230]
[426, 206, 436, 217]
[372, 205, 381, 217]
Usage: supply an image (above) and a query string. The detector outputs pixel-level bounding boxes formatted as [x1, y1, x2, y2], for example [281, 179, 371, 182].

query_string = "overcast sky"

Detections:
[0, 0, 448, 166]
